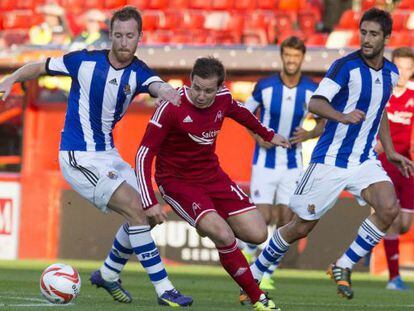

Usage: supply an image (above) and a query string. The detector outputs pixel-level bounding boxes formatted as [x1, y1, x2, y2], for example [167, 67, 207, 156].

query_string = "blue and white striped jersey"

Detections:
[311, 50, 399, 168]
[46, 49, 163, 151]
[245, 74, 317, 169]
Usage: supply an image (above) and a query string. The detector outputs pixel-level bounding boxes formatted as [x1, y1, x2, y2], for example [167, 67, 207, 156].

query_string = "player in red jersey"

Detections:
[136, 57, 290, 310]
[376, 47, 414, 291]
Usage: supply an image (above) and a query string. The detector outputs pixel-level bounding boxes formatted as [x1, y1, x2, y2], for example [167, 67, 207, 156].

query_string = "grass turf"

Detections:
[0, 259, 413, 310]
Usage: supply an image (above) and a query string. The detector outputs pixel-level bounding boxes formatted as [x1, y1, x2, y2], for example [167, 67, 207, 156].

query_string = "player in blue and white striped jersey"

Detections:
[0, 6, 192, 307]
[248, 8, 414, 300]
[240, 37, 325, 291]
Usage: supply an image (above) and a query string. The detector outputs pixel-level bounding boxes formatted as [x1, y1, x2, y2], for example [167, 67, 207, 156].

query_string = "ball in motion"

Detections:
[40, 263, 81, 304]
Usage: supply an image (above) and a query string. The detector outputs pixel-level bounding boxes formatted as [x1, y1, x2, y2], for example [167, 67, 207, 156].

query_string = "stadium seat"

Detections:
[347, 31, 360, 47]
[169, 0, 190, 9]
[325, 30, 353, 48]
[84, 0, 105, 9]
[158, 10, 183, 30]
[105, 0, 127, 9]
[397, 0, 414, 9]
[298, 10, 318, 34]
[142, 30, 172, 44]
[2, 11, 34, 29]
[182, 11, 205, 29]
[391, 10, 410, 31]
[16, 0, 41, 10]
[337, 10, 361, 29]
[361, 0, 376, 11]
[257, 0, 278, 10]
[233, 0, 256, 11]
[189, 0, 211, 10]
[226, 13, 244, 35]
[141, 11, 161, 31]
[127, 0, 149, 9]
[0, 0, 14, 10]
[211, 0, 234, 11]
[214, 30, 241, 45]
[388, 31, 411, 47]
[149, 0, 169, 9]
[306, 32, 328, 47]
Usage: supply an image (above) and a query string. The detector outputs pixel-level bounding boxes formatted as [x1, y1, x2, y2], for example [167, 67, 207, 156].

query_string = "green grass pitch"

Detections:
[0, 260, 413, 310]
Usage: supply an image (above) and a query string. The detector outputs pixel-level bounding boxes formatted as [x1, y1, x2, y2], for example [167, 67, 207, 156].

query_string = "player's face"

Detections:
[281, 47, 304, 76]
[189, 75, 220, 109]
[110, 19, 141, 64]
[359, 21, 389, 59]
[394, 57, 414, 88]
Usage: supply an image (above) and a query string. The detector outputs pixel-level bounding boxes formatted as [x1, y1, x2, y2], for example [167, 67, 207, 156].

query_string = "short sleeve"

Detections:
[313, 59, 350, 103]
[46, 50, 85, 77]
[135, 60, 163, 94]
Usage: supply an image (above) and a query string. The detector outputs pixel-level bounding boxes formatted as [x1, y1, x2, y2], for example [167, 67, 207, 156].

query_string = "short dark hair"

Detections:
[280, 36, 306, 54]
[359, 7, 392, 37]
[191, 57, 226, 87]
[392, 47, 414, 62]
[110, 6, 142, 33]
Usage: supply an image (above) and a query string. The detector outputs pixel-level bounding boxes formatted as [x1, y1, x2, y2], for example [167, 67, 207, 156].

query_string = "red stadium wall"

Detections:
[18, 99, 254, 259]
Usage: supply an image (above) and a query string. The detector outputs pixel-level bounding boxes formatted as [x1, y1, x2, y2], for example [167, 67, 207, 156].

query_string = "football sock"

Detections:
[263, 263, 279, 279]
[128, 225, 174, 296]
[101, 224, 132, 282]
[250, 229, 289, 281]
[336, 218, 385, 269]
[217, 240, 263, 304]
[383, 235, 400, 280]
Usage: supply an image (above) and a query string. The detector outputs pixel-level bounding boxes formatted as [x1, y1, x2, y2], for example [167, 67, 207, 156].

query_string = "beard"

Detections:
[283, 66, 300, 76]
[361, 45, 384, 59]
[113, 49, 135, 63]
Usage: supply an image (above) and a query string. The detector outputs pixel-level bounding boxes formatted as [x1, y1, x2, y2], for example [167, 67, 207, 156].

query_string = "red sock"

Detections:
[384, 236, 399, 280]
[217, 241, 263, 303]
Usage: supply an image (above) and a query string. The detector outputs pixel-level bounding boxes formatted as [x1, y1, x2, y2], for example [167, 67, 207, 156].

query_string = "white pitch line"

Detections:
[0, 296, 45, 302]
[0, 303, 71, 307]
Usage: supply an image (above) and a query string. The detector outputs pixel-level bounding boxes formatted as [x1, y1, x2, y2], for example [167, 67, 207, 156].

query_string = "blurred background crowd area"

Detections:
[0, 0, 413, 49]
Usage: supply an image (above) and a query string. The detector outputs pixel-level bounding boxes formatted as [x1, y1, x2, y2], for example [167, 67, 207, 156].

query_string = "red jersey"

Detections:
[386, 88, 414, 156]
[136, 86, 274, 209]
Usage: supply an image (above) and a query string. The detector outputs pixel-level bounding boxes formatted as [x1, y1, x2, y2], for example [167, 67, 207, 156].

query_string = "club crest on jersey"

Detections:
[124, 84, 132, 95]
[192, 202, 201, 216]
[107, 171, 118, 180]
[307, 204, 316, 215]
[215, 110, 223, 122]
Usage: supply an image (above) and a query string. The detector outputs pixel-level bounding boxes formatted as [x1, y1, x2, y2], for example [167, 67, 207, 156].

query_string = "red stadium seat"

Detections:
[397, 0, 414, 9]
[150, 0, 169, 9]
[306, 32, 328, 47]
[141, 11, 161, 31]
[2, 10, 34, 29]
[84, 0, 104, 9]
[16, 0, 43, 10]
[0, 0, 14, 10]
[361, 0, 376, 11]
[105, 0, 127, 9]
[298, 10, 317, 34]
[181, 11, 205, 29]
[211, 0, 234, 11]
[158, 10, 183, 30]
[388, 31, 411, 47]
[189, 0, 211, 10]
[169, 0, 190, 9]
[142, 30, 172, 44]
[127, 0, 149, 9]
[234, 0, 256, 11]
[337, 10, 361, 29]
[226, 13, 245, 34]
[257, 0, 277, 10]
[347, 31, 360, 47]
[214, 31, 241, 45]
[392, 10, 410, 31]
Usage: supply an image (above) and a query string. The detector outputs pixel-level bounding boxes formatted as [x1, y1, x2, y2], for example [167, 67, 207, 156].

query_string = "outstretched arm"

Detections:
[0, 61, 47, 100]
[290, 117, 326, 145]
[149, 82, 181, 106]
[379, 112, 414, 178]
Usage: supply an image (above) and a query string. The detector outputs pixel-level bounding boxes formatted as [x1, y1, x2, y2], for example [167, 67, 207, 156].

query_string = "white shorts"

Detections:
[59, 149, 139, 213]
[290, 159, 392, 221]
[250, 165, 302, 205]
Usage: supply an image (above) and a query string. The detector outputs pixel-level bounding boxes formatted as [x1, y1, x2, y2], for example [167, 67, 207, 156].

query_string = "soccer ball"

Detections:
[40, 263, 81, 304]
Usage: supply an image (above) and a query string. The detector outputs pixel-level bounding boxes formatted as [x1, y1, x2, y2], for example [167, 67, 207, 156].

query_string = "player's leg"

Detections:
[333, 161, 398, 299]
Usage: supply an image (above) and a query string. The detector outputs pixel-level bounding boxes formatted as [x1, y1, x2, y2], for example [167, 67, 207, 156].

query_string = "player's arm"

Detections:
[290, 117, 326, 145]
[227, 100, 290, 148]
[0, 61, 47, 100]
[136, 103, 172, 225]
[378, 112, 414, 178]
[148, 82, 181, 106]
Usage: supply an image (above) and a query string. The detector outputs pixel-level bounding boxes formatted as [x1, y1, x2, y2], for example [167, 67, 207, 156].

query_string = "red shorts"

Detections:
[379, 154, 414, 213]
[158, 173, 256, 227]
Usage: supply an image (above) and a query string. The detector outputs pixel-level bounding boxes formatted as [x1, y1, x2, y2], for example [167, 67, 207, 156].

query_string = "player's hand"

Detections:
[386, 152, 414, 178]
[340, 109, 366, 124]
[255, 135, 273, 149]
[271, 133, 291, 149]
[145, 203, 167, 226]
[290, 127, 311, 145]
[0, 78, 14, 101]
[158, 83, 181, 106]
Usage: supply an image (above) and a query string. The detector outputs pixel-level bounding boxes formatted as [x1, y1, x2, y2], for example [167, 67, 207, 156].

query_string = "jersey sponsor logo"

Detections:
[183, 115, 193, 123]
[214, 110, 223, 122]
[188, 130, 220, 145]
[307, 204, 316, 215]
[387, 111, 413, 125]
[109, 78, 118, 86]
[202, 129, 220, 139]
[124, 84, 132, 95]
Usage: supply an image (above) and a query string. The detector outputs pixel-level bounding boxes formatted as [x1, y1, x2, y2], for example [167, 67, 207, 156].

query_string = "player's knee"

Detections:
[293, 222, 313, 239]
[378, 200, 399, 226]
[123, 197, 146, 224]
[215, 227, 236, 246]
[400, 222, 411, 234]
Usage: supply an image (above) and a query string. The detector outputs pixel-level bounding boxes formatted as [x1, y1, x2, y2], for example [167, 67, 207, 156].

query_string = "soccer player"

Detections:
[376, 47, 414, 291]
[241, 36, 325, 289]
[245, 8, 414, 301]
[0, 6, 192, 307]
[137, 56, 290, 310]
